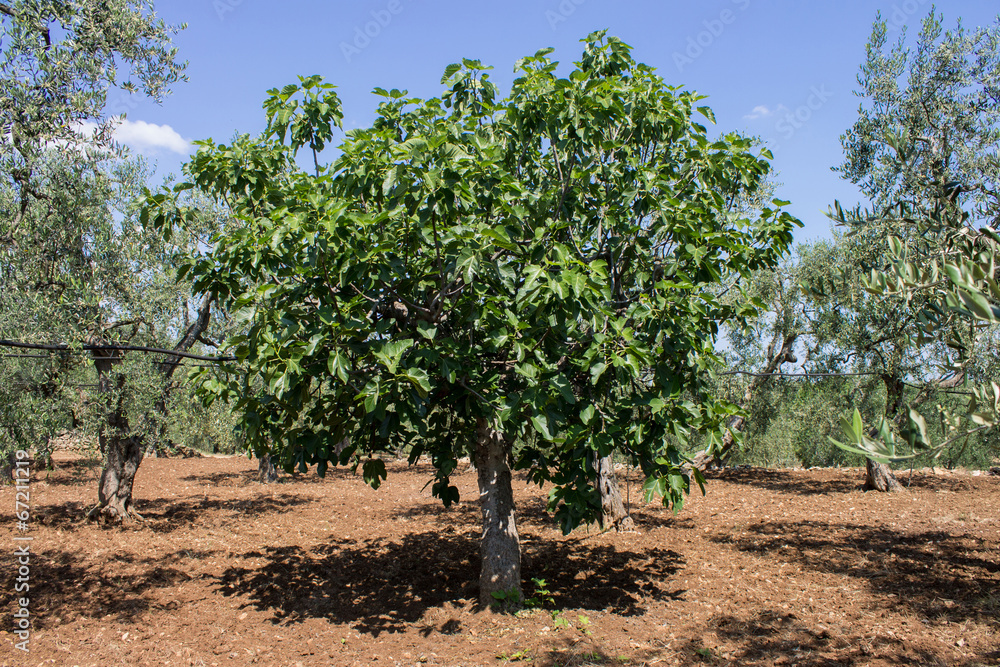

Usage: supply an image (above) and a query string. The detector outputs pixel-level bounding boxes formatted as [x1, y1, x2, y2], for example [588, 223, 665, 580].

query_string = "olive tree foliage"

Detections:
[828, 11, 1000, 464]
[154, 33, 797, 603]
[0, 1, 187, 467]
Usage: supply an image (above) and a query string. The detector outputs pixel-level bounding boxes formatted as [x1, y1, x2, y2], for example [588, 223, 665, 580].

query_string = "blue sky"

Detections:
[116, 0, 999, 242]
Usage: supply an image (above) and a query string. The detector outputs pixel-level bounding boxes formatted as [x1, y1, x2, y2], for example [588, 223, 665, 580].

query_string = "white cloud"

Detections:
[744, 104, 788, 121]
[114, 119, 190, 154]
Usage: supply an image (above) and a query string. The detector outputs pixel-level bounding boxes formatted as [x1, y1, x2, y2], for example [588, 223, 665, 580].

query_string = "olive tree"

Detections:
[830, 11, 1000, 466]
[0, 1, 236, 520]
[158, 33, 798, 605]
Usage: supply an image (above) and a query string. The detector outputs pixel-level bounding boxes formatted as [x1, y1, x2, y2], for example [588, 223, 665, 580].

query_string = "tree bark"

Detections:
[864, 457, 903, 492]
[258, 454, 279, 483]
[92, 431, 146, 522]
[596, 453, 636, 532]
[475, 417, 521, 609]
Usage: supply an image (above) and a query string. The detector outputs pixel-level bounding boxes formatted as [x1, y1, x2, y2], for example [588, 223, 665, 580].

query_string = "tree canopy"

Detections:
[151, 32, 799, 602]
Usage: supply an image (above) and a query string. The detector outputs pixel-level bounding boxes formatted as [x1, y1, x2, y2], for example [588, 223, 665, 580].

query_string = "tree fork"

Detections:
[88, 296, 217, 522]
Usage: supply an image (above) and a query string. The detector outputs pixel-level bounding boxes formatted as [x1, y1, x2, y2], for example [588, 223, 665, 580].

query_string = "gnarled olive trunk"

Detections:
[88, 294, 216, 523]
[864, 458, 903, 492]
[93, 431, 146, 522]
[864, 373, 905, 493]
[89, 356, 145, 522]
[475, 417, 521, 609]
[596, 453, 635, 532]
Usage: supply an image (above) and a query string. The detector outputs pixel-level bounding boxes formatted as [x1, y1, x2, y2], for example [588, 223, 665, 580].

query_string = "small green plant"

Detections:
[552, 610, 571, 629]
[490, 588, 523, 612]
[694, 647, 714, 660]
[577, 614, 593, 635]
[524, 578, 555, 609]
[497, 648, 532, 662]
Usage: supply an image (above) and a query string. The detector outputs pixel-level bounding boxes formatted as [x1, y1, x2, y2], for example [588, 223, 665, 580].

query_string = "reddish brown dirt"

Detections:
[2, 452, 999, 666]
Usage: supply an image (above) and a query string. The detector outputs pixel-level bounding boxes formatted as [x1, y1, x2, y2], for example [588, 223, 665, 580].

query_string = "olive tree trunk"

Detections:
[88, 295, 215, 522]
[1, 451, 15, 484]
[94, 431, 146, 521]
[596, 453, 635, 532]
[864, 458, 903, 492]
[88, 357, 146, 522]
[688, 332, 799, 472]
[864, 371, 967, 493]
[474, 417, 521, 609]
[864, 373, 906, 493]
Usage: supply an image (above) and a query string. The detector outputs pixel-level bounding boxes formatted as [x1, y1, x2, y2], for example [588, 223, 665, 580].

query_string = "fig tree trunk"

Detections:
[596, 453, 635, 532]
[258, 454, 279, 483]
[475, 417, 521, 609]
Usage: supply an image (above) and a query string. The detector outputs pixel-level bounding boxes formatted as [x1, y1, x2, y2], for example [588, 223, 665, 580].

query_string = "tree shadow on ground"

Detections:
[708, 468, 862, 496]
[903, 473, 989, 494]
[35, 494, 315, 533]
[531, 640, 640, 667]
[530, 611, 994, 666]
[179, 461, 445, 487]
[390, 494, 683, 532]
[2, 548, 222, 627]
[214, 531, 686, 636]
[712, 467, 989, 497]
[679, 609, 956, 666]
[713, 520, 999, 625]
[34, 457, 102, 486]
[139, 494, 317, 531]
[178, 466, 359, 487]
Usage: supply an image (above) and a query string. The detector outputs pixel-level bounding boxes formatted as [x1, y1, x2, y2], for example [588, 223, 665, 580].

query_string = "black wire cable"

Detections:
[0, 339, 236, 363]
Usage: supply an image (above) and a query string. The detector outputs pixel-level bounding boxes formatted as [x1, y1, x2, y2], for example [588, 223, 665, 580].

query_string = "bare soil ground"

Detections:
[2, 452, 999, 666]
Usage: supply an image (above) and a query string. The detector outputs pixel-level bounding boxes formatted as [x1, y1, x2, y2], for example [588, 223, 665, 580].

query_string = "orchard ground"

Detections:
[2, 450, 998, 666]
